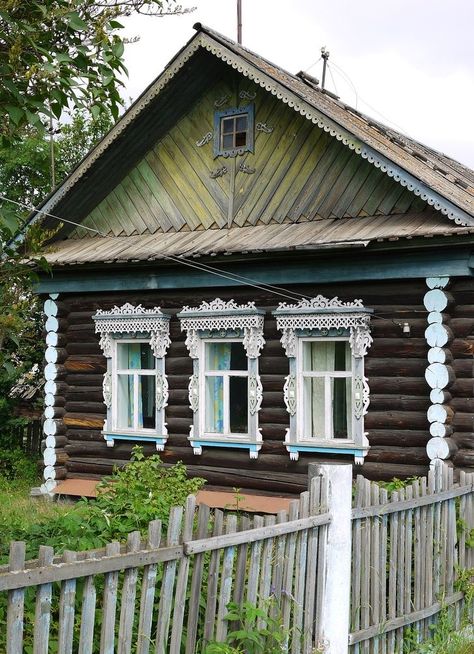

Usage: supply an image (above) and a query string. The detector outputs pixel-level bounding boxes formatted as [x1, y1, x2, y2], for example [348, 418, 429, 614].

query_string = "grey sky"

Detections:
[122, 0, 474, 168]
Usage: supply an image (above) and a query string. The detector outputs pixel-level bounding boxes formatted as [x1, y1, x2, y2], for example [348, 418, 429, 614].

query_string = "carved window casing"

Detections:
[273, 295, 373, 463]
[178, 299, 265, 459]
[93, 303, 171, 450]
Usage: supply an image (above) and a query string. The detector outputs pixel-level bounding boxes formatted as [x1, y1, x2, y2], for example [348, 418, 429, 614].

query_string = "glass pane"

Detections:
[303, 376, 325, 438]
[332, 378, 352, 439]
[222, 117, 234, 134]
[117, 342, 154, 370]
[206, 342, 247, 371]
[302, 341, 350, 372]
[235, 115, 247, 131]
[117, 374, 134, 429]
[222, 133, 233, 149]
[229, 377, 248, 433]
[138, 375, 156, 430]
[235, 131, 247, 147]
[205, 376, 224, 433]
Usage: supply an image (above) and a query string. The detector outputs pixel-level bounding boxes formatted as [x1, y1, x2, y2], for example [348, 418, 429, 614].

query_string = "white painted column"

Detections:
[41, 293, 60, 494]
[309, 462, 352, 654]
[424, 277, 457, 469]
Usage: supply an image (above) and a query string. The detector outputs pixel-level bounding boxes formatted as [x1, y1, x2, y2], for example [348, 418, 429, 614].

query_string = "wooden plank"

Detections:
[184, 512, 331, 555]
[350, 483, 473, 519]
[57, 550, 77, 654]
[155, 507, 183, 654]
[360, 479, 371, 654]
[349, 591, 464, 645]
[291, 491, 309, 654]
[6, 541, 26, 654]
[185, 504, 211, 654]
[370, 482, 381, 654]
[170, 496, 197, 653]
[387, 490, 398, 654]
[281, 501, 299, 638]
[0, 543, 183, 591]
[231, 515, 250, 608]
[136, 159, 185, 231]
[379, 488, 389, 654]
[246, 515, 264, 606]
[404, 486, 414, 627]
[395, 487, 406, 652]
[100, 541, 121, 654]
[78, 553, 97, 654]
[33, 546, 54, 654]
[257, 514, 277, 630]
[136, 520, 162, 654]
[203, 509, 224, 646]
[304, 476, 320, 653]
[351, 476, 364, 654]
[117, 531, 141, 654]
[215, 514, 238, 642]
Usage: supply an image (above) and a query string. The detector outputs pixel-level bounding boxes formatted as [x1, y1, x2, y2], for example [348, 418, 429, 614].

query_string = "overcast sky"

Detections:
[122, 0, 474, 168]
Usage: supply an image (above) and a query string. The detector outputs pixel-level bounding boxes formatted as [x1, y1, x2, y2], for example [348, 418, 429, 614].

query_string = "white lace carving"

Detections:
[283, 374, 297, 416]
[276, 295, 364, 310]
[248, 374, 263, 415]
[354, 376, 370, 419]
[243, 326, 265, 359]
[102, 372, 112, 408]
[188, 374, 199, 412]
[155, 373, 169, 411]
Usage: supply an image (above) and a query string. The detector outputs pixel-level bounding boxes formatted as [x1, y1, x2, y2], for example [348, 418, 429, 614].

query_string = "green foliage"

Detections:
[0, 447, 205, 558]
[0, 448, 38, 486]
[404, 605, 474, 653]
[204, 600, 290, 654]
[377, 476, 420, 494]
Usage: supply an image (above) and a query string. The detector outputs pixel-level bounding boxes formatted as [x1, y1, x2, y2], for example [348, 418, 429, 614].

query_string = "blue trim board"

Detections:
[190, 440, 260, 452]
[287, 445, 366, 457]
[104, 433, 166, 446]
[36, 247, 474, 294]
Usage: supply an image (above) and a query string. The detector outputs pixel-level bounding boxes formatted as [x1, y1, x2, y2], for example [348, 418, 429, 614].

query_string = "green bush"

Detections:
[0, 448, 38, 486]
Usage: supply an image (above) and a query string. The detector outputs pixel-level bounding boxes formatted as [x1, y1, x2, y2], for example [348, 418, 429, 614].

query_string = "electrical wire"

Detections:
[304, 55, 322, 73]
[327, 63, 339, 97]
[0, 195, 106, 237]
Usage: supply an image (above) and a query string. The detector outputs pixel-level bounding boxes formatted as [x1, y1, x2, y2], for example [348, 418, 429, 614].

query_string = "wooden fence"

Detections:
[0, 464, 473, 653]
[0, 420, 42, 458]
[350, 466, 474, 653]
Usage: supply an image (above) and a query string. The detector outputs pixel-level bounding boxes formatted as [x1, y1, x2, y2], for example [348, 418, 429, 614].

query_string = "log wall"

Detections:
[46, 277, 474, 495]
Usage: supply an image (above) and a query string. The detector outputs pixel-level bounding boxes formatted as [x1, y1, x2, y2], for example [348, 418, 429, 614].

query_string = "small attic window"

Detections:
[213, 104, 254, 157]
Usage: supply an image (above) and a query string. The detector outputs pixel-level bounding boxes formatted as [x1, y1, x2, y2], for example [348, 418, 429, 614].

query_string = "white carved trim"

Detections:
[188, 374, 199, 412]
[277, 295, 365, 311]
[156, 372, 169, 411]
[248, 374, 263, 415]
[354, 376, 370, 420]
[178, 298, 264, 339]
[280, 328, 297, 358]
[93, 304, 171, 356]
[243, 326, 265, 359]
[283, 374, 297, 416]
[349, 324, 374, 358]
[102, 372, 112, 408]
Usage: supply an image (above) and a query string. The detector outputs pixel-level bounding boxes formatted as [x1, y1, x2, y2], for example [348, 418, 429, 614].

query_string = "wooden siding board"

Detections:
[297, 138, 343, 219]
[318, 154, 367, 219]
[110, 185, 148, 236]
[375, 183, 407, 217]
[136, 159, 186, 231]
[128, 167, 174, 233]
[345, 168, 386, 218]
[330, 159, 374, 219]
[101, 192, 137, 237]
[363, 173, 402, 217]
[120, 174, 161, 235]
[308, 147, 355, 219]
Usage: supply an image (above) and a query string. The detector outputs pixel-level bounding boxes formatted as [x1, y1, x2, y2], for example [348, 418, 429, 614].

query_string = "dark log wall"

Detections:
[49, 277, 474, 495]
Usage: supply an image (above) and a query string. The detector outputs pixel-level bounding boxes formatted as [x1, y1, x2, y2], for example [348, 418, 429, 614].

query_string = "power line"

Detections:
[0, 195, 106, 237]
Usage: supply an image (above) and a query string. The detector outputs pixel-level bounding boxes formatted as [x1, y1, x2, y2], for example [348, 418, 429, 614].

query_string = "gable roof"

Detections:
[26, 22, 474, 241]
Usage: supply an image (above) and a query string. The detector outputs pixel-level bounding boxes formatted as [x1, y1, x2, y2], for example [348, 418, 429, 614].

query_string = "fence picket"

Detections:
[117, 531, 141, 654]
[246, 514, 264, 607]
[58, 550, 77, 654]
[32, 545, 54, 654]
[137, 520, 162, 654]
[378, 488, 388, 654]
[370, 483, 380, 654]
[281, 501, 299, 638]
[78, 553, 98, 654]
[291, 490, 309, 654]
[215, 514, 238, 642]
[257, 514, 276, 630]
[100, 541, 121, 654]
[351, 476, 364, 654]
[6, 541, 26, 654]
[203, 509, 224, 647]
[186, 505, 210, 654]
[303, 477, 320, 653]
[170, 496, 197, 654]
[155, 507, 183, 654]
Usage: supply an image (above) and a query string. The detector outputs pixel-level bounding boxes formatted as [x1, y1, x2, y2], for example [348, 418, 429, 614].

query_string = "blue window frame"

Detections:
[213, 104, 255, 158]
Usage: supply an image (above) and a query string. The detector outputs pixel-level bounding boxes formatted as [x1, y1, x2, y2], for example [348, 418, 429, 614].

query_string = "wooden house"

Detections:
[30, 24, 474, 495]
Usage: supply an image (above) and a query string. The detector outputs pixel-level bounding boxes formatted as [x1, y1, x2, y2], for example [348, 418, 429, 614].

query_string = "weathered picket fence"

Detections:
[0, 472, 332, 654]
[0, 464, 473, 654]
[349, 467, 474, 653]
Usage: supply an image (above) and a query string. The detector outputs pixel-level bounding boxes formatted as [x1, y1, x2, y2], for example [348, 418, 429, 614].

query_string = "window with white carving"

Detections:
[178, 299, 265, 459]
[274, 296, 373, 463]
[92, 304, 171, 451]
[213, 105, 255, 157]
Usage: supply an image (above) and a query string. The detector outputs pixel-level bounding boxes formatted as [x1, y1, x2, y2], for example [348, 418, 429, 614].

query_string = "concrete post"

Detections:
[309, 462, 353, 654]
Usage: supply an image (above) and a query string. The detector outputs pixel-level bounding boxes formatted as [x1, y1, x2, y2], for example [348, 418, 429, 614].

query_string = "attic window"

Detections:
[214, 104, 254, 157]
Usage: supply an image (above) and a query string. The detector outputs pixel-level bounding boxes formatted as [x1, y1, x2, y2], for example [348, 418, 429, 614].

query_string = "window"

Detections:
[213, 105, 254, 157]
[274, 295, 373, 463]
[178, 299, 265, 458]
[93, 303, 171, 450]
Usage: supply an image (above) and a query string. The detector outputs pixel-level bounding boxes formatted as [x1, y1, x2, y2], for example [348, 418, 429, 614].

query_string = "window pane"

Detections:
[205, 376, 224, 432]
[235, 131, 247, 147]
[229, 377, 248, 433]
[235, 115, 247, 131]
[302, 341, 350, 372]
[303, 377, 325, 438]
[117, 342, 154, 370]
[222, 133, 233, 149]
[206, 342, 247, 371]
[222, 117, 234, 134]
[117, 374, 134, 429]
[332, 378, 352, 439]
[138, 375, 156, 430]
